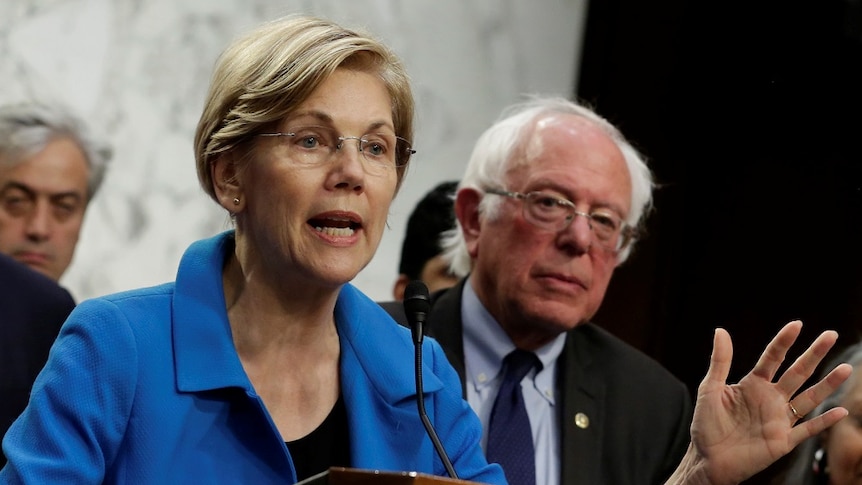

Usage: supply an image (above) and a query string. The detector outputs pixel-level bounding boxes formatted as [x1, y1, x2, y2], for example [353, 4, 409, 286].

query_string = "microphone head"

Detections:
[404, 280, 431, 316]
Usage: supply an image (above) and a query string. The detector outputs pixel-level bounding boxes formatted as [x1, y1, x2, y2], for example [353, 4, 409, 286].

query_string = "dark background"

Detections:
[577, 1, 862, 483]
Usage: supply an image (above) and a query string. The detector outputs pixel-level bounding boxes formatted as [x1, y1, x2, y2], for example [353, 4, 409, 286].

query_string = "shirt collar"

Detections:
[461, 276, 566, 403]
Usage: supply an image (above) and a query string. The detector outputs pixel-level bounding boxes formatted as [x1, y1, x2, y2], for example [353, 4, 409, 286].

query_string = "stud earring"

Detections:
[233, 197, 240, 206]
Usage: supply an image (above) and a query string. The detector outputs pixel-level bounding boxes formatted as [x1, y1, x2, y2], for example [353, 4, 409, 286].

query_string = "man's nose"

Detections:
[560, 211, 594, 252]
[24, 202, 53, 240]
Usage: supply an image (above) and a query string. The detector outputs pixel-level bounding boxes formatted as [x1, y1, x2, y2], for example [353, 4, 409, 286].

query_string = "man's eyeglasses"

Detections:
[258, 125, 415, 176]
[484, 188, 635, 252]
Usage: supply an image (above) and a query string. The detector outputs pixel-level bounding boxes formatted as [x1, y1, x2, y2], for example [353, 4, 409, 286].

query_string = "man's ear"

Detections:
[393, 273, 410, 301]
[454, 188, 483, 258]
[211, 154, 243, 212]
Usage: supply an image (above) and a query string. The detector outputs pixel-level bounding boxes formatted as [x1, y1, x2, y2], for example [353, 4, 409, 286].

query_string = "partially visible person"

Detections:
[0, 252, 75, 466]
[392, 179, 460, 300]
[0, 14, 504, 484]
[381, 95, 852, 485]
[779, 341, 862, 485]
[0, 102, 111, 282]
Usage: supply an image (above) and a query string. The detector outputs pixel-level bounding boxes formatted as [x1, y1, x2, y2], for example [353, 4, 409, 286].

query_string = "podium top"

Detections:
[297, 467, 485, 485]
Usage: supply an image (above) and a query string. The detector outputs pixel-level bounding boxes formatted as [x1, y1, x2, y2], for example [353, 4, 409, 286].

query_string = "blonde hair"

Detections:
[194, 14, 415, 201]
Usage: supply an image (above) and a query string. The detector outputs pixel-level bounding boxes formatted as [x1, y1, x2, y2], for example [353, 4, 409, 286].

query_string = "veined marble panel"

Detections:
[0, 0, 587, 302]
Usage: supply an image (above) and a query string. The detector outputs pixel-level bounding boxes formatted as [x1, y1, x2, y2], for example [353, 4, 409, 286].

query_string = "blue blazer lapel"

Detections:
[336, 284, 444, 470]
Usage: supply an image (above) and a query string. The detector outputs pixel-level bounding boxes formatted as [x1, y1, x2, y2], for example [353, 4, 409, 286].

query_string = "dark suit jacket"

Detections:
[0, 253, 75, 464]
[381, 279, 694, 485]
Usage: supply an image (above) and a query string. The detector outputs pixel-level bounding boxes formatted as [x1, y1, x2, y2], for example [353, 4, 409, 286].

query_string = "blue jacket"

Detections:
[0, 231, 504, 484]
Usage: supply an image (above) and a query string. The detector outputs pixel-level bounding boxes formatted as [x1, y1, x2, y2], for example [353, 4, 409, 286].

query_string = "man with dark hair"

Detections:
[391, 180, 460, 300]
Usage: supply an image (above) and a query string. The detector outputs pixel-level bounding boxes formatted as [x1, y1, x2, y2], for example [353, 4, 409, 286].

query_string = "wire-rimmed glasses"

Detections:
[484, 188, 635, 252]
[258, 125, 415, 176]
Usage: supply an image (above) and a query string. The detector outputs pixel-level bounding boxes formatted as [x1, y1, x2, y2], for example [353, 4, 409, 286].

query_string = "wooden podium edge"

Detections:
[296, 466, 482, 484]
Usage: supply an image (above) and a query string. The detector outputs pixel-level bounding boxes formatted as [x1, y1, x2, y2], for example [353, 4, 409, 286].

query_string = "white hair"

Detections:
[440, 95, 654, 276]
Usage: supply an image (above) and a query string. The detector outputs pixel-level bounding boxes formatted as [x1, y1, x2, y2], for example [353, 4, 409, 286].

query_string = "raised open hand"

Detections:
[666, 320, 852, 485]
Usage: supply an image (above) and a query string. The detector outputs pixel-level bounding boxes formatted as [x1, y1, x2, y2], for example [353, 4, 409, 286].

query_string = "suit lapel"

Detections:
[425, 280, 468, 396]
[559, 329, 603, 485]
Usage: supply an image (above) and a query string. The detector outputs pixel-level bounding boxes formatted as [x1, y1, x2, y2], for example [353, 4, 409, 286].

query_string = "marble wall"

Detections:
[0, 0, 587, 302]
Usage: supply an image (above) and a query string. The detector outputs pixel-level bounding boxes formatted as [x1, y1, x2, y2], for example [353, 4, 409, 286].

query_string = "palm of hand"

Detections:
[687, 322, 851, 485]
[692, 369, 800, 484]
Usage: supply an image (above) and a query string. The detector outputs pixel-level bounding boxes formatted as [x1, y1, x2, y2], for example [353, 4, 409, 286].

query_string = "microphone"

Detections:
[404, 281, 457, 479]
[404, 280, 430, 346]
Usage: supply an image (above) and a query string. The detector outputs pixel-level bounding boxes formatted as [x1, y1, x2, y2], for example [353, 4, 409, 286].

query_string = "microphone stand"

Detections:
[405, 281, 458, 479]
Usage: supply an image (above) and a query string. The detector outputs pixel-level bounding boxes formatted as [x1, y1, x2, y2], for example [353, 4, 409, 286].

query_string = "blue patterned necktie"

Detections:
[486, 349, 541, 485]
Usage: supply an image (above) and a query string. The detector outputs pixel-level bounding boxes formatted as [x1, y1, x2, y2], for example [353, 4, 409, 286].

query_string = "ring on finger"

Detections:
[788, 401, 804, 420]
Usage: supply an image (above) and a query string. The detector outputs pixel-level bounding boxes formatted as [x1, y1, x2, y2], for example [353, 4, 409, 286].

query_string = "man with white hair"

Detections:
[387, 95, 690, 484]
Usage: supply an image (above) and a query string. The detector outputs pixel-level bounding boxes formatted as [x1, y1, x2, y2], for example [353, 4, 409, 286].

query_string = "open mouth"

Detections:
[309, 217, 360, 237]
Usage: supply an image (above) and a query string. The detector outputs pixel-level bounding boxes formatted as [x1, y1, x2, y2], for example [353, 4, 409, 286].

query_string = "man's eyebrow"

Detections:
[527, 181, 629, 219]
[50, 192, 84, 204]
[0, 181, 37, 197]
[0, 181, 84, 201]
